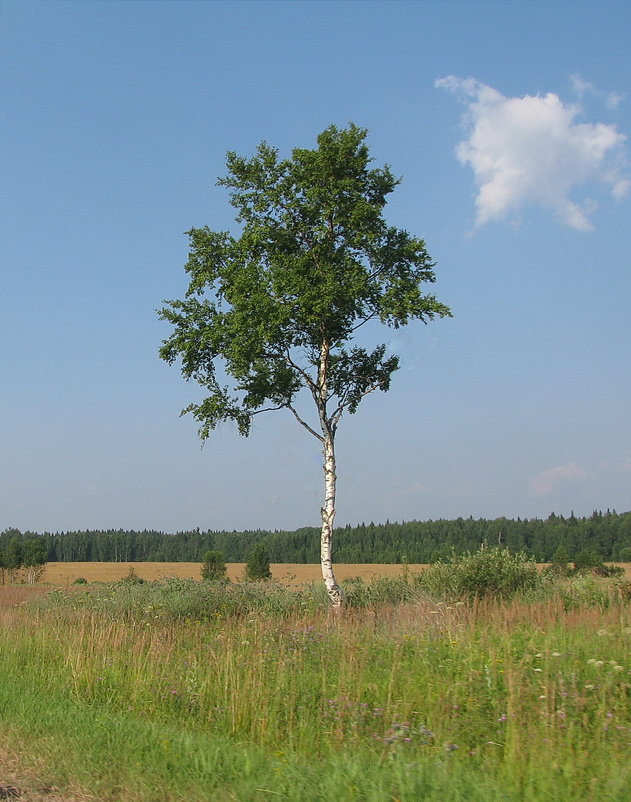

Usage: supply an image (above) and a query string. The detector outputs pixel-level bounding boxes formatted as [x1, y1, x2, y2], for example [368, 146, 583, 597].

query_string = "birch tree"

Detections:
[159, 124, 450, 607]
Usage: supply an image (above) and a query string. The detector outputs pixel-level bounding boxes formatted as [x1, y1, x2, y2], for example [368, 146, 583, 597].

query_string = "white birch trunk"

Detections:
[321, 430, 344, 607]
[317, 339, 344, 608]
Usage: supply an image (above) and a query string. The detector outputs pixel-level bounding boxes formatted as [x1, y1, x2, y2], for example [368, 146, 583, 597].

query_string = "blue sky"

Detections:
[2, 0, 629, 534]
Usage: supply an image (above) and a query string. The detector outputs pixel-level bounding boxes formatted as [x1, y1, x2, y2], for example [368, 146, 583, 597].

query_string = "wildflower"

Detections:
[498, 714, 507, 722]
[445, 743, 459, 752]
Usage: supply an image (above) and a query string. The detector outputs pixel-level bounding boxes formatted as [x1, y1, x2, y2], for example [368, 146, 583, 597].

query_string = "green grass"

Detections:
[0, 583, 630, 800]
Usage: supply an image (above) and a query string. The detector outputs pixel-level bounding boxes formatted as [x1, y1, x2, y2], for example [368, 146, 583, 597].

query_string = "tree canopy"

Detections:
[159, 123, 449, 439]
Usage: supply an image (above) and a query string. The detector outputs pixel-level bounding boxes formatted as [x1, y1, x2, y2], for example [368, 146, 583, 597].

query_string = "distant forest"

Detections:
[2, 510, 631, 564]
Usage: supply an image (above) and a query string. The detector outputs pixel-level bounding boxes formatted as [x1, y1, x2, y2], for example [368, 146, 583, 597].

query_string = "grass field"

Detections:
[38, 561, 425, 586]
[32, 561, 631, 586]
[1, 562, 630, 801]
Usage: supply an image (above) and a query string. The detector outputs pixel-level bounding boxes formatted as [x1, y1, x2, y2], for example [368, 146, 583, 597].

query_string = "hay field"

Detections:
[39, 561, 425, 585]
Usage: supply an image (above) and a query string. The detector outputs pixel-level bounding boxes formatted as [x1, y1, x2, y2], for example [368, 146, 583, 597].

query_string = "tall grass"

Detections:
[1, 582, 630, 800]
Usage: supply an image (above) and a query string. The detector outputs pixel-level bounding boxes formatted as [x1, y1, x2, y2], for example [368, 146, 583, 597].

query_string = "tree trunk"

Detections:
[320, 429, 344, 608]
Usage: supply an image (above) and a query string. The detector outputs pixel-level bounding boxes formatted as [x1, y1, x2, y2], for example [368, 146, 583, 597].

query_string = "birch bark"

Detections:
[321, 429, 343, 607]
[317, 340, 344, 607]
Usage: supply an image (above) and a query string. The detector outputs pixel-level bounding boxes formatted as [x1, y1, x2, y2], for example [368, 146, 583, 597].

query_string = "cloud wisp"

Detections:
[569, 73, 624, 110]
[529, 462, 588, 496]
[436, 76, 629, 230]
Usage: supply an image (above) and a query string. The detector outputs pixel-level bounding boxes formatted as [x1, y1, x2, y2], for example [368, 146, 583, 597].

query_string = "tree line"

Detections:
[2, 510, 630, 566]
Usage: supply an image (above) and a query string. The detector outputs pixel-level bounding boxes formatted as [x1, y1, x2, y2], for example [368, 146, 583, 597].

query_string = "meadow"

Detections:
[0, 562, 629, 801]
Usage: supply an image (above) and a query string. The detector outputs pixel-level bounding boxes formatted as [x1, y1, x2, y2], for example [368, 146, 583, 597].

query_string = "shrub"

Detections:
[573, 549, 604, 574]
[245, 543, 272, 581]
[548, 545, 572, 576]
[118, 566, 145, 585]
[572, 550, 623, 577]
[558, 575, 611, 610]
[33, 577, 321, 620]
[200, 550, 227, 581]
[415, 547, 542, 602]
[73, 577, 88, 585]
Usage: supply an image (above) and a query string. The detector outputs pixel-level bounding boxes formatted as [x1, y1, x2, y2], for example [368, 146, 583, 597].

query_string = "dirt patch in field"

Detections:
[0, 745, 92, 802]
[0, 586, 50, 608]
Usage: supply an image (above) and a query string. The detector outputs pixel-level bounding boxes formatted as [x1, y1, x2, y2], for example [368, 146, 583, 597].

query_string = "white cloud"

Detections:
[529, 463, 588, 496]
[436, 76, 629, 230]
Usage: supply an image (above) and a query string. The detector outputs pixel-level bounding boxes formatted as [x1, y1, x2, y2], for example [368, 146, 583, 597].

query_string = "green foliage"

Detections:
[341, 575, 418, 607]
[158, 123, 449, 440]
[416, 547, 542, 602]
[200, 549, 227, 581]
[73, 577, 88, 585]
[573, 548, 603, 573]
[557, 575, 612, 610]
[245, 543, 272, 581]
[22, 537, 47, 567]
[23, 510, 631, 564]
[551, 544, 570, 570]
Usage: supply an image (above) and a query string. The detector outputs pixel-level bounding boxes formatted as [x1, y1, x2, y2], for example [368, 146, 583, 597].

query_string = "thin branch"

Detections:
[249, 405, 286, 416]
[284, 349, 318, 394]
[348, 309, 379, 334]
[287, 403, 323, 442]
[330, 381, 384, 429]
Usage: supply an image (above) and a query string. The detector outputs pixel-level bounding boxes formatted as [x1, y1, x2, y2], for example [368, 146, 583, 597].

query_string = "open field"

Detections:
[34, 560, 631, 586]
[38, 561, 426, 585]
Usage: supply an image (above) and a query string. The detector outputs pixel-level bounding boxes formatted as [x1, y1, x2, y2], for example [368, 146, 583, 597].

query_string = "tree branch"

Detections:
[285, 349, 318, 394]
[287, 403, 323, 442]
[330, 380, 385, 429]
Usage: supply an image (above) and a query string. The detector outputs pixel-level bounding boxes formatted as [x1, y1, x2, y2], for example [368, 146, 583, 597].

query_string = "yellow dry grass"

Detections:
[37, 561, 425, 586]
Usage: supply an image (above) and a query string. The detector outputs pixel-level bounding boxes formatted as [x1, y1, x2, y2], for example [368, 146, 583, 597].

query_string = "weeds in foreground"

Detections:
[1, 561, 630, 801]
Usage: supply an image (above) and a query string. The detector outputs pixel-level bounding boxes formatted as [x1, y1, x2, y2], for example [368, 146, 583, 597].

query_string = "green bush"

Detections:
[73, 577, 88, 585]
[547, 544, 572, 576]
[34, 577, 321, 620]
[573, 549, 604, 574]
[557, 575, 612, 610]
[415, 547, 542, 602]
[245, 543, 272, 581]
[200, 550, 227, 581]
